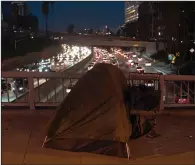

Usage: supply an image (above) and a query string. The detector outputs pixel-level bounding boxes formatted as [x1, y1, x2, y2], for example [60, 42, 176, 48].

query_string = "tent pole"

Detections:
[42, 136, 48, 148]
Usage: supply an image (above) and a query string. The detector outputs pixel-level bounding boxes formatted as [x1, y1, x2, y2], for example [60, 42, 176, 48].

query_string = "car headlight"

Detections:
[19, 87, 23, 90]
[66, 88, 71, 93]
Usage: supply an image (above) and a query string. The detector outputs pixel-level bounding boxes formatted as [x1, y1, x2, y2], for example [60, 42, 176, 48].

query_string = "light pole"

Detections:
[14, 39, 24, 50]
[189, 48, 194, 60]
[150, 2, 154, 39]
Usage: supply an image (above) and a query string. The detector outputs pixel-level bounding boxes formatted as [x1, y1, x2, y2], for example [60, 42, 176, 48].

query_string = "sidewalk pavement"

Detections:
[2, 110, 195, 164]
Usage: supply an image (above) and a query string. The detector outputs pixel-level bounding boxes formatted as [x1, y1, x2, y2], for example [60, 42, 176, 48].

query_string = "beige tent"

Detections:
[43, 64, 154, 158]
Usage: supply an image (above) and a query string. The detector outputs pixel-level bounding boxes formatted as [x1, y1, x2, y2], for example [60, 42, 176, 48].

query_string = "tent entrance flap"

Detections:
[45, 138, 128, 158]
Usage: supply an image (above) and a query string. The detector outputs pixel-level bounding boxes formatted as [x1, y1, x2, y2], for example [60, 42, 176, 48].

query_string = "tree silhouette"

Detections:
[41, 2, 55, 36]
[67, 24, 75, 34]
[116, 29, 121, 36]
[11, 3, 19, 27]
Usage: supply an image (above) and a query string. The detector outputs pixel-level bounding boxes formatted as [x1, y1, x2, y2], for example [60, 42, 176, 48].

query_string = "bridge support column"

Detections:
[159, 75, 165, 111]
[28, 76, 35, 110]
[91, 46, 94, 57]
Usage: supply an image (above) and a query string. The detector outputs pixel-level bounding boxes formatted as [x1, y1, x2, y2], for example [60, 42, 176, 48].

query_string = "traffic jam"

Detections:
[1, 44, 92, 102]
[86, 47, 119, 71]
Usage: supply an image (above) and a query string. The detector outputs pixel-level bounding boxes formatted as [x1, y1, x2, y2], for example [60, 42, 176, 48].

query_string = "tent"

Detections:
[43, 63, 154, 158]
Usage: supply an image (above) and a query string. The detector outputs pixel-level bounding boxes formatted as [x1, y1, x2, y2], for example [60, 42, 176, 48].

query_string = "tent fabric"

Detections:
[44, 63, 154, 158]
[44, 64, 131, 157]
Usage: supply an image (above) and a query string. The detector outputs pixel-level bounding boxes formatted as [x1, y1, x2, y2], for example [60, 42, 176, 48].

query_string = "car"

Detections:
[134, 62, 139, 67]
[88, 64, 94, 70]
[128, 62, 135, 67]
[42, 67, 53, 72]
[111, 57, 116, 60]
[112, 61, 118, 67]
[66, 85, 73, 93]
[1, 79, 11, 94]
[29, 65, 39, 72]
[128, 58, 133, 63]
[40, 59, 50, 65]
[145, 80, 154, 87]
[136, 66, 144, 73]
[18, 66, 30, 72]
[175, 93, 190, 104]
[91, 61, 96, 65]
[138, 57, 142, 61]
[145, 62, 152, 66]
[13, 78, 28, 93]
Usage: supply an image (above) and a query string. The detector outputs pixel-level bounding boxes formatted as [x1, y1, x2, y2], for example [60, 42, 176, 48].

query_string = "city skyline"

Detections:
[27, 1, 125, 32]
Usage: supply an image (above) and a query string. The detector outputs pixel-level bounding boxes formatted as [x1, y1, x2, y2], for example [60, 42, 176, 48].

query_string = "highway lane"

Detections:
[39, 58, 92, 103]
[40, 50, 161, 103]
[115, 52, 184, 104]
[13, 54, 93, 104]
[46, 48, 112, 102]
[44, 50, 104, 102]
[4, 47, 192, 106]
[2, 45, 92, 103]
[115, 53, 160, 74]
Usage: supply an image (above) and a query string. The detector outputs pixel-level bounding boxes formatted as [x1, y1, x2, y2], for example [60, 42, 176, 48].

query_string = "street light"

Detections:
[189, 48, 194, 60]
[158, 32, 161, 36]
[190, 48, 194, 53]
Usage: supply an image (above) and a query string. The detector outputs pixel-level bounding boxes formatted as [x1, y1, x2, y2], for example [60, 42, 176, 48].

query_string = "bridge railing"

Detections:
[2, 72, 195, 110]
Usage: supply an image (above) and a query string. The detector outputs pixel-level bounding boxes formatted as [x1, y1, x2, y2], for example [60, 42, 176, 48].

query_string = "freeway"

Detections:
[1, 45, 92, 103]
[3, 47, 192, 107]
[41, 48, 118, 103]
[116, 53, 161, 74]
[46, 49, 162, 103]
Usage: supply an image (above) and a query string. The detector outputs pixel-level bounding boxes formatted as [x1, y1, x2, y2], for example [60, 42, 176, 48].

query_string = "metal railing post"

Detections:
[159, 75, 165, 111]
[28, 76, 35, 110]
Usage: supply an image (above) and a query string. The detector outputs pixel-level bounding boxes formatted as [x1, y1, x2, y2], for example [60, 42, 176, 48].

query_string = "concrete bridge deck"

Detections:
[2, 109, 195, 164]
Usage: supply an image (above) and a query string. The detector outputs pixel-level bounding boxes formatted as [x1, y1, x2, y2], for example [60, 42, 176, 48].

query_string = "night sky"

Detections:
[27, 1, 124, 32]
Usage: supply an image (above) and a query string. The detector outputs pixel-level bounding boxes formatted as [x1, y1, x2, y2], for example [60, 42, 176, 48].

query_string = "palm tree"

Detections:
[11, 3, 19, 27]
[67, 24, 75, 34]
[41, 2, 55, 36]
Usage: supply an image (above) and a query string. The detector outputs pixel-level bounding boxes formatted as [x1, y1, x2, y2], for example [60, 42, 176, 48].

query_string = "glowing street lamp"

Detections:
[190, 48, 194, 53]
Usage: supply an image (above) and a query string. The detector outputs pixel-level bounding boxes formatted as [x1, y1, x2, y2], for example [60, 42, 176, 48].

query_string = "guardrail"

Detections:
[2, 72, 195, 110]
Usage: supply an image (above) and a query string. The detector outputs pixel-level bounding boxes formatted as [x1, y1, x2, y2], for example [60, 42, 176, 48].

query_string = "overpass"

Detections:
[54, 34, 165, 55]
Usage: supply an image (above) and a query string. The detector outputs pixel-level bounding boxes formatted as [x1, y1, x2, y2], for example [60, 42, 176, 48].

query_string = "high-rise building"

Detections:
[11, 1, 28, 16]
[125, 1, 141, 23]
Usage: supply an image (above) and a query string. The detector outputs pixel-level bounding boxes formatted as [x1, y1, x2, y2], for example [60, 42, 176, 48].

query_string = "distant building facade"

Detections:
[125, 1, 142, 23]
[11, 1, 28, 16]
